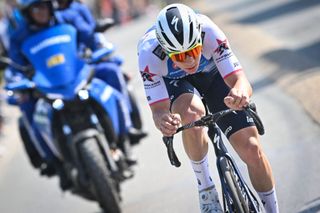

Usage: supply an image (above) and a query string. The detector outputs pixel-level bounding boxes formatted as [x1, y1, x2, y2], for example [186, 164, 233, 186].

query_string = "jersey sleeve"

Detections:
[201, 15, 243, 78]
[138, 43, 169, 105]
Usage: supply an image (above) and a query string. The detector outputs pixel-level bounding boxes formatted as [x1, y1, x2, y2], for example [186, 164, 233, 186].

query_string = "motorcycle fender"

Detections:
[88, 78, 126, 135]
[70, 129, 118, 173]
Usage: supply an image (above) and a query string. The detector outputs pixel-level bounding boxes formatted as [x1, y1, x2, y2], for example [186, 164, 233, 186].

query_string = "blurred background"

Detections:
[0, 0, 319, 213]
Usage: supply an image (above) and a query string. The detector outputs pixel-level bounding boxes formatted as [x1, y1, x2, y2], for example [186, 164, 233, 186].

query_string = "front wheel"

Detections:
[79, 138, 121, 213]
[220, 157, 249, 213]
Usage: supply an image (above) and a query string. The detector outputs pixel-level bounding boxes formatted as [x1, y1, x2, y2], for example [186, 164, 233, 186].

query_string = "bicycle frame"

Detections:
[162, 103, 265, 212]
[207, 123, 262, 212]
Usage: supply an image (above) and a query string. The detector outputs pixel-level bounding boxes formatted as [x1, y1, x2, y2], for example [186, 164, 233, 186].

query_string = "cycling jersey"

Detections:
[138, 14, 243, 105]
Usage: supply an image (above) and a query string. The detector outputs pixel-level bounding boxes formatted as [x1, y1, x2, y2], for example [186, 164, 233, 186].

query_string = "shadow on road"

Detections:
[263, 40, 320, 72]
[252, 40, 320, 91]
[297, 197, 320, 213]
[238, 0, 320, 24]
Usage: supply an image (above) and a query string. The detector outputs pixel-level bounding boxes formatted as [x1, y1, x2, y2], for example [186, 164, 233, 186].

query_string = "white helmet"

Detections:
[155, 4, 202, 53]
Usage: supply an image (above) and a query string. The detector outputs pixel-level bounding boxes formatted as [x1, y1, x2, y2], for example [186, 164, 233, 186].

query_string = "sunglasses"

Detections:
[168, 43, 202, 62]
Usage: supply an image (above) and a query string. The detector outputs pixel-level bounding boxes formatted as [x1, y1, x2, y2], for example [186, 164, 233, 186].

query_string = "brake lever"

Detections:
[162, 136, 181, 167]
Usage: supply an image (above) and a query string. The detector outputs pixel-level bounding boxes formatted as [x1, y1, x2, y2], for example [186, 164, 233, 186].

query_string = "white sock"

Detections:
[258, 187, 279, 213]
[190, 154, 215, 191]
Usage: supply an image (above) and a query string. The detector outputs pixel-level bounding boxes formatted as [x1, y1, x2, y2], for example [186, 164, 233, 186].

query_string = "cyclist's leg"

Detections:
[229, 128, 278, 213]
[164, 78, 207, 161]
[163, 77, 223, 212]
[203, 72, 279, 213]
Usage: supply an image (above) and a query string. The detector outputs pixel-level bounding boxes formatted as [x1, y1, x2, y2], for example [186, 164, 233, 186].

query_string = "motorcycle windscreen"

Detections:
[21, 24, 85, 88]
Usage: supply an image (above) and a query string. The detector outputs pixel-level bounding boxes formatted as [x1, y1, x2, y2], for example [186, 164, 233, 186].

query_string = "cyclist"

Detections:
[137, 4, 279, 213]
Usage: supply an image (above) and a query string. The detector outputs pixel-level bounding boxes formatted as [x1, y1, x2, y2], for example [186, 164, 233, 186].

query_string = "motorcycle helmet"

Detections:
[17, 0, 54, 26]
[155, 3, 202, 53]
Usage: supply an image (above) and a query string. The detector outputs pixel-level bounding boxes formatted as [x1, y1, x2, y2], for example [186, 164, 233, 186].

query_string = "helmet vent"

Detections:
[189, 22, 193, 44]
[159, 21, 175, 49]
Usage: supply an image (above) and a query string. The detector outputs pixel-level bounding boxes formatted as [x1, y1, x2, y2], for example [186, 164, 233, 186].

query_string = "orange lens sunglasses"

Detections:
[168, 43, 202, 62]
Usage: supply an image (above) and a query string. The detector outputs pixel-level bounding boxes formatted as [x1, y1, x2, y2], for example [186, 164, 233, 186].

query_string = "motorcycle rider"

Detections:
[5, 0, 134, 189]
[6, 0, 68, 188]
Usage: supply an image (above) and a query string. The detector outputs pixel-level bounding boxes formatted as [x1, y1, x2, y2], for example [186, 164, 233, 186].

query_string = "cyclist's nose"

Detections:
[184, 55, 196, 64]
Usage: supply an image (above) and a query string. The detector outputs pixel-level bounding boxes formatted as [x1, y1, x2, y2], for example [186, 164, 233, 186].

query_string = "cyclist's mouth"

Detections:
[185, 64, 198, 72]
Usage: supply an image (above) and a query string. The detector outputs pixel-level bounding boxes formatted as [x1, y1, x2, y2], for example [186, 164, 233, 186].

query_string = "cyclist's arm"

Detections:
[224, 71, 252, 97]
[138, 64, 179, 136]
[138, 32, 181, 136]
[150, 99, 171, 130]
[139, 67, 173, 134]
[201, 15, 252, 109]
[224, 71, 252, 109]
[150, 100, 181, 136]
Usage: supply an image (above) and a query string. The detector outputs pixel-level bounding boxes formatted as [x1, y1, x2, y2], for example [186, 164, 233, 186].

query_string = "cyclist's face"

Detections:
[173, 53, 201, 74]
[28, 2, 51, 25]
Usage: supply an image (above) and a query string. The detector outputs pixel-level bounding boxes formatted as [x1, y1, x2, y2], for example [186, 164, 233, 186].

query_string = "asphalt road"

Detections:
[0, 1, 320, 213]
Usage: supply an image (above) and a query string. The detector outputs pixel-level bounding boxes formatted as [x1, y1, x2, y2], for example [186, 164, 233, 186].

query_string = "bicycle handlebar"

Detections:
[162, 102, 265, 167]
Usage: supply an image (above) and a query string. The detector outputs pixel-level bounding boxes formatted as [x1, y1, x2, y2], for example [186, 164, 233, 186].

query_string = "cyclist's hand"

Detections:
[224, 88, 249, 110]
[159, 113, 181, 137]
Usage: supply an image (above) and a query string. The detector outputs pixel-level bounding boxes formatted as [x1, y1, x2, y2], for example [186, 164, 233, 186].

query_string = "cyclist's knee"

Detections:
[172, 94, 205, 124]
[240, 136, 265, 167]
[230, 128, 264, 166]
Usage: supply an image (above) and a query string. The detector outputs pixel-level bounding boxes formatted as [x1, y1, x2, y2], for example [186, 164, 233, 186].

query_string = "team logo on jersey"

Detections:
[214, 39, 229, 56]
[152, 45, 166, 60]
[140, 66, 156, 82]
[169, 80, 179, 87]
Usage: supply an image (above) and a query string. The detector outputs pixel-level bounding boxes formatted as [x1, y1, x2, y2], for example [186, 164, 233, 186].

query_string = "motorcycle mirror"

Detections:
[0, 56, 32, 73]
[95, 18, 116, 33]
[0, 56, 12, 66]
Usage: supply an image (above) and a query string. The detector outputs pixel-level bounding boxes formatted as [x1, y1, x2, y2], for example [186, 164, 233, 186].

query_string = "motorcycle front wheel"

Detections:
[79, 137, 121, 213]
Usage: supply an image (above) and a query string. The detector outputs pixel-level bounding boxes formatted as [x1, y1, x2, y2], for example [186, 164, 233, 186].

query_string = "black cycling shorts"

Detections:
[163, 69, 255, 139]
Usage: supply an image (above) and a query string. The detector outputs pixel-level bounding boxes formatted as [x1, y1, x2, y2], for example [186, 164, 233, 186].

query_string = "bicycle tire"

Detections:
[220, 157, 249, 213]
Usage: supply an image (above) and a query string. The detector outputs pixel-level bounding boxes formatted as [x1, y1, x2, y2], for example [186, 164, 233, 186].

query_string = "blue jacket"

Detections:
[8, 9, 96, 75]
[69, 1, 96, 31]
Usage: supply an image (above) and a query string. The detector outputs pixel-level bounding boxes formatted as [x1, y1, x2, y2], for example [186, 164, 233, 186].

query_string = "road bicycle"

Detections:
[163, 102, 265, 213]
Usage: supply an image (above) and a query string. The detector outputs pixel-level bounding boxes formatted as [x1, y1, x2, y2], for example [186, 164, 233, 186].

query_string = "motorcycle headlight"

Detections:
[52, 99, 64, 110]
[78, 89, 89, 100]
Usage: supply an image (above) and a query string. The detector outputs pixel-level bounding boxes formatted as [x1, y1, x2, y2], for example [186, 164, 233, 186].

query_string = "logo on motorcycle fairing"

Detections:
[140, 66, 156, 82]
[214, 39, 229, 56]
[46, 54, 65, 68]
[30, 35, 71, 54]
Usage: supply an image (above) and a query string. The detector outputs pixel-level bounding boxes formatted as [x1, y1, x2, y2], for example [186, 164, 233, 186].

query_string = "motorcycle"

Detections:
[2, 24, 133, 213]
